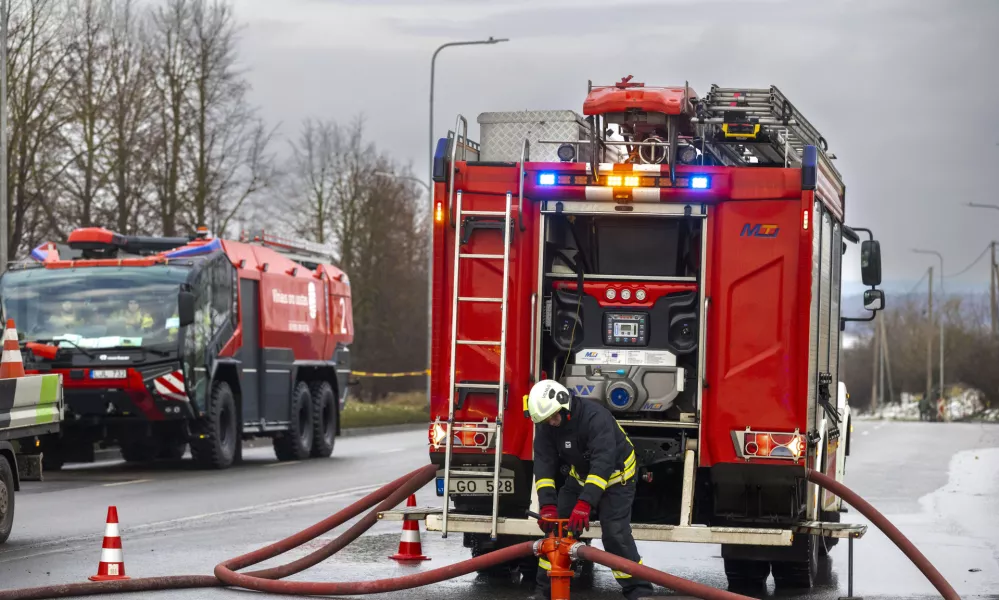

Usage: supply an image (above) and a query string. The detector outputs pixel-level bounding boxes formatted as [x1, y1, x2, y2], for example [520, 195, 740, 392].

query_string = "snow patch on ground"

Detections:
[857, 389, 999, 422]
[919, 447, 999, 569]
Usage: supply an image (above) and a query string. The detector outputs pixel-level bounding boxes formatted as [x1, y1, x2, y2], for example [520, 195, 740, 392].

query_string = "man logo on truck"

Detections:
[740, 223, 780, 238]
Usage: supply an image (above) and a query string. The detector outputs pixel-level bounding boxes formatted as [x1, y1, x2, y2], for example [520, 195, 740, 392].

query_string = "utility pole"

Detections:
[926, 266, 933, 404]
[992, 241, 997, 337]
[870, 312, 880, 413]
[881, 314, 895, 404]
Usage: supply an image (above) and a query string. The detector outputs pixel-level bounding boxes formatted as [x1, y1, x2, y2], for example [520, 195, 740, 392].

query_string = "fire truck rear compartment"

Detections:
[542, 213, 701, 422]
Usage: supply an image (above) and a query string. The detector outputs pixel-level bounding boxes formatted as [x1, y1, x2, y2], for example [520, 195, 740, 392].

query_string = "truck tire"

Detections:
[771, 533, 819, 589]
[309, 381, 337, 458]
[0, 456, 14, 544]
[191, 381, 238, 469]
[273, 382, 313, 461]
[724, 558, 770, 589]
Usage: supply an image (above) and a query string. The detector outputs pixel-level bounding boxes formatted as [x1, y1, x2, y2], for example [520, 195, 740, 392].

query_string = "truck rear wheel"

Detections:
[724, 558, 770, 589]
[191, 381, 238, 469]
[309, 381, 337, 458]
[0, 456, 14, 544]
[273, 382, 313, 461]
[771, 533, 819, 589]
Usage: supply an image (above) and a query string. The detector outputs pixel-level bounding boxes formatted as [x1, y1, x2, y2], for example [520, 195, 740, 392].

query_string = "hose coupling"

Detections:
[568, 542, 586, 561]
[532, 539, 544, 557]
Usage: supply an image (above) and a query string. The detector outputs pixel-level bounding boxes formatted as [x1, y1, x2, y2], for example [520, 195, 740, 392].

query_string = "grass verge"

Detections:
[341, 392, 428, 429]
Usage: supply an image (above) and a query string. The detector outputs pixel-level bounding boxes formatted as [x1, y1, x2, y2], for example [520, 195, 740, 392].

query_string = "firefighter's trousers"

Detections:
[535, 476, 654, 600]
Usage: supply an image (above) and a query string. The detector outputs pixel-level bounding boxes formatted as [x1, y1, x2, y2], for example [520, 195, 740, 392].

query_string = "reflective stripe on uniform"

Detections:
[536, 478, 555, 491]
[574, 449, 638, 488]
[608, 451, 638, 485]
[612, 558, 643, 579]
[538, 558, 551, 571]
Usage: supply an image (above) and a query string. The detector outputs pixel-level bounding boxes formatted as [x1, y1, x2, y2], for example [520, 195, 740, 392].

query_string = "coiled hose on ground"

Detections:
[0, 463, 959, 600]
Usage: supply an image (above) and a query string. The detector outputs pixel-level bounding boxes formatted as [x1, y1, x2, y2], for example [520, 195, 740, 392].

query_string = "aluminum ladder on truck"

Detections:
[691, 85, 842, 175]
[440, 114, 514, 541]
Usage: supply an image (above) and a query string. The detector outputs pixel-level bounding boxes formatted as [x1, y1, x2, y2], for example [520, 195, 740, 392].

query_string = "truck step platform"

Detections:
[378, 508, 866, 546]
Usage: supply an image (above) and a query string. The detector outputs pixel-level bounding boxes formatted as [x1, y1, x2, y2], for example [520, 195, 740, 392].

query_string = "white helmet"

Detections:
[527, 379, 572, 424]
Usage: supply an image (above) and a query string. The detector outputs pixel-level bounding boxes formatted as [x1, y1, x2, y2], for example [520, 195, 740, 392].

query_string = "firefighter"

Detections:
[529, 379, 654, 600]
[48, 300, 82, 329]
[114, 298, 154, 334]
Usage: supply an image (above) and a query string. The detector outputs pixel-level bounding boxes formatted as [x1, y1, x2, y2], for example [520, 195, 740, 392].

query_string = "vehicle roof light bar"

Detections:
[239, 229, 337, 262]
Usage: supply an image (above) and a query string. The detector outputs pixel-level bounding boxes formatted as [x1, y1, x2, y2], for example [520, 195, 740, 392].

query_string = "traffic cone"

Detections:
[0, 319, 24, 379]
[89, 506, 129, 581]
[389, 494, 430, 562]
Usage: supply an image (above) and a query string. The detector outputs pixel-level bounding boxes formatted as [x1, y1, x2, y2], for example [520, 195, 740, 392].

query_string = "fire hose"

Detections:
[0, 464, 960, 600]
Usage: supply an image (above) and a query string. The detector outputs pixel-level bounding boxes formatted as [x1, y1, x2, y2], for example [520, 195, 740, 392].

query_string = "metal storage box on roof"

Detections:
[476, 110, 591, 163]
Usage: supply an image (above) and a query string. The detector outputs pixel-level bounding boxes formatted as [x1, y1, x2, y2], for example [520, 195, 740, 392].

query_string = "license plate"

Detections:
[436, 477, 514, 496]
[91, 369, 127, 380]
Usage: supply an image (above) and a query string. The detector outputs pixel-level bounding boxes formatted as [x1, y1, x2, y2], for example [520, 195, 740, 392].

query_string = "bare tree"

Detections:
[57, 0, 114, 230]
[105, 0, 156, 234]
[148, 0, 195, 236]
[283, 118, 339, 243]
[4, 0, 75, 255]
[181, 0, 275, 237]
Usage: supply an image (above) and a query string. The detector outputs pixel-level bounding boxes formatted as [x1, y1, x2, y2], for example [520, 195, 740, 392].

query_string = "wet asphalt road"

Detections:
[0, 420, 997, 599]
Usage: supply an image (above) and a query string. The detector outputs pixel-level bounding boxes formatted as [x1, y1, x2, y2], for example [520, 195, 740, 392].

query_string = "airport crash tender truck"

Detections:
[0, 228, 353, 470]
[0, 370, 63, 544]
[390, 78, 885, 589]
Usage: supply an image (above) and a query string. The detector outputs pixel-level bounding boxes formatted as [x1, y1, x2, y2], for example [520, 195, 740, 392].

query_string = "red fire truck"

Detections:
[0, 228, 353, 470]
[397, 78, 885, 588]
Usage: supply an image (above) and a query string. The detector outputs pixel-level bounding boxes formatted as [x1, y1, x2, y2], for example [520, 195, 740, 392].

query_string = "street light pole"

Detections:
[373, 171, 431, 194]
[913, 248, 944, 417]
[426, 36, 508, 404]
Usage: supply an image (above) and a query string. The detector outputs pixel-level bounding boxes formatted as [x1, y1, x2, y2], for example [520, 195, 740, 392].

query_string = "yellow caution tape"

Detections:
[350, 369, 430, 378]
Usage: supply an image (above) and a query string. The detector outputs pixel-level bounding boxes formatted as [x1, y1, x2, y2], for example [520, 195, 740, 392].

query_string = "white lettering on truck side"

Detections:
[272, 288, 311, 310]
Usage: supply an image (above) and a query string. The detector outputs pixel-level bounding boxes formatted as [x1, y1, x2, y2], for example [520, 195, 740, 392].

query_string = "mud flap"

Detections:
[14, 454, 42, 482]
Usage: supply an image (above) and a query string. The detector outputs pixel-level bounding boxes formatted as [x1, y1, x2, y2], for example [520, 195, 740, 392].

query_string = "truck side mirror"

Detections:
[178, 291, 196, 327]
[863, 289, 884, 312]
[861, 240, 882, 286]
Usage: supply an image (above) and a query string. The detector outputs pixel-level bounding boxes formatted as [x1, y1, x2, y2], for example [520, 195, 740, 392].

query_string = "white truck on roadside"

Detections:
[0, 372, 63, 544]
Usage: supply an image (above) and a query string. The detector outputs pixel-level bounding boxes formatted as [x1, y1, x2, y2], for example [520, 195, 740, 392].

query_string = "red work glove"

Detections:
[538, 505, 558, 534]
[567, 500, 591, 536]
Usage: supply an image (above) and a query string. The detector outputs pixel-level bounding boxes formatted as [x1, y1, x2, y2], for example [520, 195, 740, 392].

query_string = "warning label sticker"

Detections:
[574, 349, 677, 367]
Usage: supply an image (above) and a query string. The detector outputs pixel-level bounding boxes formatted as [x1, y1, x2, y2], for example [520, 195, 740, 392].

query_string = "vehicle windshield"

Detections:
[0, 265, 191, 350]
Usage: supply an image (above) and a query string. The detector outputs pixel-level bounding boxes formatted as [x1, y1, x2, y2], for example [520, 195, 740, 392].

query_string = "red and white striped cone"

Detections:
[389, 494, 430, 562]
[0, 319, 25, 379]
[89, 506, 129, 581]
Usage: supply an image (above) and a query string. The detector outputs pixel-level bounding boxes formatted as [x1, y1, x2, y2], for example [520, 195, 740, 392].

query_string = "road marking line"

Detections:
[378, 448, 404, 455]
[102, 479, 153, 487]
[264, 461, 301, 468]
[0, 482, 387, 563]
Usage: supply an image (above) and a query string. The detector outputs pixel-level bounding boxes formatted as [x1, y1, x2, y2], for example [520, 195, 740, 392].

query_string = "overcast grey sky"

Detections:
[230, 0, 998, 293]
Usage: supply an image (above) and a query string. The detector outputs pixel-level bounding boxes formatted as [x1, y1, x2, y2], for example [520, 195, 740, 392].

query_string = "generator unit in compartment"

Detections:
[561, 360, 685, 415]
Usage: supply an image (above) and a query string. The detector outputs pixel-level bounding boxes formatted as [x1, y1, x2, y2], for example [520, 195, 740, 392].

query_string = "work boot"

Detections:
[530, 589, 550, 600]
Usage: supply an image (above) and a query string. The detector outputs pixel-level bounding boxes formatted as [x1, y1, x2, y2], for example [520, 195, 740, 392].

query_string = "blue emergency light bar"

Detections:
[536, 171, 711, 189]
